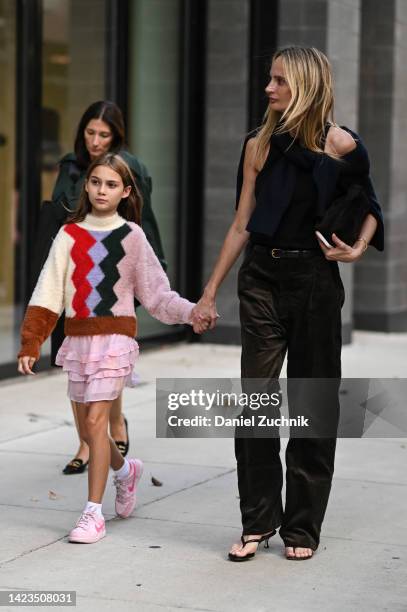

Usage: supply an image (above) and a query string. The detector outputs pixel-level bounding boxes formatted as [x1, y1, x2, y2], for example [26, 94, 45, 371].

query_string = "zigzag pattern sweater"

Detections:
[19, 213, 194, 359]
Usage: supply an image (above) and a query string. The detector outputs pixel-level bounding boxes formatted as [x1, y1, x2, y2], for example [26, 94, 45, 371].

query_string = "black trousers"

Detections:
[236, 244, 345, 550]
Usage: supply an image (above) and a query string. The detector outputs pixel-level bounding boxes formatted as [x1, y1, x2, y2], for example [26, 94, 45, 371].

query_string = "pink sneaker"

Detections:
[114, 458, 143, 518]
[68, 512, 106, 544]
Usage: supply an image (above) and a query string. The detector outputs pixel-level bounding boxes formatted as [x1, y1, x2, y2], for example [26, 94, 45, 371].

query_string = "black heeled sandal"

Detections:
[228, 529, 276, 562]
[114, 416, 129, 457]
[62, 458, 89, 475]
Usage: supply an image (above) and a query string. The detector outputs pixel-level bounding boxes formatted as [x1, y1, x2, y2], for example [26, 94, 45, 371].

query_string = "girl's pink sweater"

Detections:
[19, 213, 195, 359]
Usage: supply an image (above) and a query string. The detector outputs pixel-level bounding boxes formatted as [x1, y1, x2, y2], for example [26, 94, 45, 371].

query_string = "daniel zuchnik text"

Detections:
[166, 390, 309, 428]
[167, 415, 309, 428]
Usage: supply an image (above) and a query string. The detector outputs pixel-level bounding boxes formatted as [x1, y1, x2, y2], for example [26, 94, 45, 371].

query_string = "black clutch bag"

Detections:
[315, 183, 371, 247]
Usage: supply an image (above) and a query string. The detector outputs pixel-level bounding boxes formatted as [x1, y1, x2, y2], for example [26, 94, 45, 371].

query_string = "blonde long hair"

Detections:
[255, 46, 339, 165]
[68, 153, 143, 225]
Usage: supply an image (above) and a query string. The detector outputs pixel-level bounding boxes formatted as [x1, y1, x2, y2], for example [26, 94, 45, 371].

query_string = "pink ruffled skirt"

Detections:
[55, 334, 139, 403]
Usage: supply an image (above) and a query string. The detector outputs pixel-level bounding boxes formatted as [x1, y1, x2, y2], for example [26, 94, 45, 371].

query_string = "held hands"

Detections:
[316, 233, 367, 263]
[17, 356, 36, 375]
[190, 294, 220, 335]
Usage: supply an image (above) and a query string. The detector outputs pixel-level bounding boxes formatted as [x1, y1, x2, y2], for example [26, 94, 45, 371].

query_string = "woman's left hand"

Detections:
[316, 233, 366, 263]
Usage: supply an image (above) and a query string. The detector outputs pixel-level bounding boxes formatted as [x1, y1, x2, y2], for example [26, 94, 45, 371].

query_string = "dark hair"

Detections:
[67, 153, 143, 225]
[74, 101, 125, 168]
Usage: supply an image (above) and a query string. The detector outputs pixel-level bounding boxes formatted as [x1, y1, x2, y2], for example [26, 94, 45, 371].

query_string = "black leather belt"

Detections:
[252, 245, 321, 259]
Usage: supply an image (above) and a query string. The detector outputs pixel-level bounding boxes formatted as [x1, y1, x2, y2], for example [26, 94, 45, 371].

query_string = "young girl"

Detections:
[18, 153, 206, 543]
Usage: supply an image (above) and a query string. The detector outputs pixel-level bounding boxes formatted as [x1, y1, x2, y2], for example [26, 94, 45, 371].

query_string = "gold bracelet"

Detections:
[355, 237, 368, 252]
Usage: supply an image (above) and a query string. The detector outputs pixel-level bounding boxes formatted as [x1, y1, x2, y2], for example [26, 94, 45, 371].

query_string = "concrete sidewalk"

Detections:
[0, 333, 406, 611]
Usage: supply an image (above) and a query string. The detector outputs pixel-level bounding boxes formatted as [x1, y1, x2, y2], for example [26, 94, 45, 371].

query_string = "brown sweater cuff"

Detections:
[18, 305, 59, 360]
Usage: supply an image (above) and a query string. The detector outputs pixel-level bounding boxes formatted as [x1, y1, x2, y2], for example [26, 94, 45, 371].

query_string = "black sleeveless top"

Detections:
[250, 165, 319, 249]
[236, 124, 384, 252]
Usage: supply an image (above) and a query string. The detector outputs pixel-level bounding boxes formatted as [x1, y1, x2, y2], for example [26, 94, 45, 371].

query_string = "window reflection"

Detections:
[42, 0, 106, 201]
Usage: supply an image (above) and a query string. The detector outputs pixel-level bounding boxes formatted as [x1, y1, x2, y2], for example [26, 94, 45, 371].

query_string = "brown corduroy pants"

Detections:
[236, 244, 345, 550]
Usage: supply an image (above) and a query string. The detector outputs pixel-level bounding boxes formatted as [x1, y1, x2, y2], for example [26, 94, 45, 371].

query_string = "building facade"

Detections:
[1, 0, 405, 379]
[204, 0, 407, 344]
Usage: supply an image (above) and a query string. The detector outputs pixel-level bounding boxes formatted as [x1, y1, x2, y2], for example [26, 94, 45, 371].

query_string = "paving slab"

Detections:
[0, 516, 405, 612]
[0, 337, 406, 612]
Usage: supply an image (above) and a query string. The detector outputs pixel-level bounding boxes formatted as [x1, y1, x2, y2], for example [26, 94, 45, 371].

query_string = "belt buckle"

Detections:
[271, 248, 281, 259]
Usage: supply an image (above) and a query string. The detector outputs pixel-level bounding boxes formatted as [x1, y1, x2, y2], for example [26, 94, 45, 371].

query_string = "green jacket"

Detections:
[52, 150, 167, 270]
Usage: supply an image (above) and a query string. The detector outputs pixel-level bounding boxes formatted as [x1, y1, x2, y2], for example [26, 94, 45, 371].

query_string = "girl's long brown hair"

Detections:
[254, 46, 340, 166]
[67, 153, 143, 225]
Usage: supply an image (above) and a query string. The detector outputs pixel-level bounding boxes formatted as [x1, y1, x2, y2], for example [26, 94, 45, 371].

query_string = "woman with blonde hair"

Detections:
[194, 46, 384, 561]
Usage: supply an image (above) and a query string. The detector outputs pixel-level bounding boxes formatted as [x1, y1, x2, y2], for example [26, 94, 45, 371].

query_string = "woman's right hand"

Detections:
[17, 356, 36, 375]
[193, 293, 219, 330]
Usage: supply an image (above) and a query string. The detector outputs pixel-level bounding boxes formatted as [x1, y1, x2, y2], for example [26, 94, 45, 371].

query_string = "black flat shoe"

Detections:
[114, 416, 129, 457]
[62, 458, 89, 475]
[228, 529, 276, 562]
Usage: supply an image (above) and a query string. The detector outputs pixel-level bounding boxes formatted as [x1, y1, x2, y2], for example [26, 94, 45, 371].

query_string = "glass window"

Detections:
[128, 0, 182, 337]
[41, 0, 107, 201]
[37, 0, 107, 360]
[0, 1, 16, 366]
